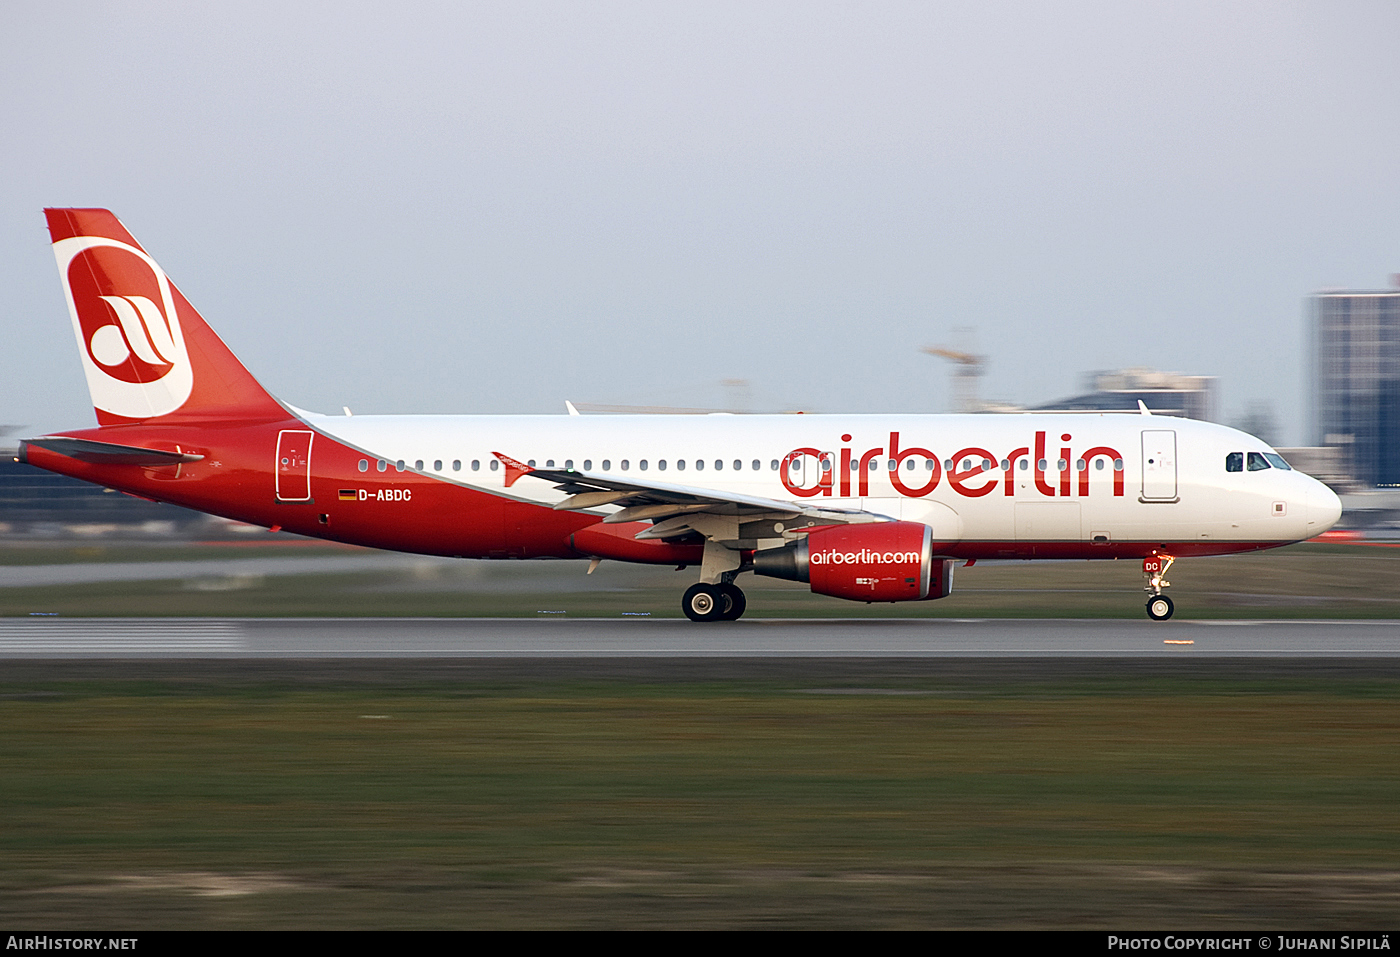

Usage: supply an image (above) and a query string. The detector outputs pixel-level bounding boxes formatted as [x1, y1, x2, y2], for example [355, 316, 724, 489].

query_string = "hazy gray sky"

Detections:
[4, 1, 1398, 443]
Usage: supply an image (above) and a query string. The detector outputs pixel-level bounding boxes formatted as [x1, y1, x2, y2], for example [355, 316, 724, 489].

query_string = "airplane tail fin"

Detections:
[45, 208, 287, 426]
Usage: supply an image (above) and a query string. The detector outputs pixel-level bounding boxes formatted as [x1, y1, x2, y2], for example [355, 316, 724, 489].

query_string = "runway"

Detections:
[3, 616, 1400, 657]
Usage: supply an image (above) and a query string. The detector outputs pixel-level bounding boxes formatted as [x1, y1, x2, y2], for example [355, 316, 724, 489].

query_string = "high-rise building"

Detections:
[1312, 290, 1400, 488]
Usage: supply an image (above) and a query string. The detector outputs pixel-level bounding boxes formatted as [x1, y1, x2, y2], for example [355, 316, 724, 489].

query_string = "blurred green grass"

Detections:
[4, 540, 1400, 618]
[2, 660, 1398, 928]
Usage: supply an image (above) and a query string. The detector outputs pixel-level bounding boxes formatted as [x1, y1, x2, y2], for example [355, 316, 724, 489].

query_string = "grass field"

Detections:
[2, 659, 1399, 929]
[3, 540, 1400, 618]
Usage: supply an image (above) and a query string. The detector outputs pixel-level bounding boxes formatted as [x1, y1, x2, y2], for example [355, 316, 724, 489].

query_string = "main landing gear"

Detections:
[681, 581, 747, 622]
[1143, 553, 1176, 621]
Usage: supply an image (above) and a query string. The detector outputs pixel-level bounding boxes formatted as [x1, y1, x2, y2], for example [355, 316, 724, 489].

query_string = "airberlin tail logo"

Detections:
[53, 235, 193, 419]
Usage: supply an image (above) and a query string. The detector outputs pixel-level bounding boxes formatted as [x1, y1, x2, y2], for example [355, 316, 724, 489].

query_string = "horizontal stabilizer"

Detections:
[19, 436, 203, 466]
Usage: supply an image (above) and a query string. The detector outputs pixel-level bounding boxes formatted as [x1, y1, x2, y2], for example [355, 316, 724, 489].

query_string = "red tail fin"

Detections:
[46, 208, 287, 426]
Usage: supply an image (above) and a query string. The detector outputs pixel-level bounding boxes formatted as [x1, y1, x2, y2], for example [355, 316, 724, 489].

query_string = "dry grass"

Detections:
[1, 659, 1398, 928]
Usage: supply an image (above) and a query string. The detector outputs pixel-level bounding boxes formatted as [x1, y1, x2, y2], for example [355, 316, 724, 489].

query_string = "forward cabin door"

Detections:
[276, 429, 314, 502]
[1140, 429, 1178, 502]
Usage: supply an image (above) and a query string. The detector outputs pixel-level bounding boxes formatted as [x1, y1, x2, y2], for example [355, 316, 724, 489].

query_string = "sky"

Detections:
[3, 1, 1398, 444]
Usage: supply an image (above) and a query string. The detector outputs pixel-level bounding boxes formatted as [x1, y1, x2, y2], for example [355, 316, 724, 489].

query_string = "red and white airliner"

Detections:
[18, 209, 1343, 621]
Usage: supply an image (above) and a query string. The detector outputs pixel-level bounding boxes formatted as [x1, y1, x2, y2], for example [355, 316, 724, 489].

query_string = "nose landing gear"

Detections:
[1143, 553, 1175, 621]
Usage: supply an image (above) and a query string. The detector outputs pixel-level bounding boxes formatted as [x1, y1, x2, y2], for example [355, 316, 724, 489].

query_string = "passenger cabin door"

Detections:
[276, 429, 314, 502]
[1140, 429, 1178, 502]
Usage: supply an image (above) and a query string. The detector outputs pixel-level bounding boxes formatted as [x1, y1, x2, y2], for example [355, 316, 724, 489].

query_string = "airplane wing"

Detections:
[492, 452, 884, 542]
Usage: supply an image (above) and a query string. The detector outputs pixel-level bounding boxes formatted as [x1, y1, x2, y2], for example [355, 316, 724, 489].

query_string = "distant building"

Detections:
[1275, 446, 1354, 491]
[1030, 368, 1216, 421]
[1311, 290, 1400, 488]
[0, 453, 213, 537]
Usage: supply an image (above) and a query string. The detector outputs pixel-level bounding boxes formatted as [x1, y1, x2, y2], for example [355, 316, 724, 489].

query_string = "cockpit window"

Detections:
[1247, 452, 1271, 471]
[1226, 452, 1243, 472]
[1264, 453, 1292, 470]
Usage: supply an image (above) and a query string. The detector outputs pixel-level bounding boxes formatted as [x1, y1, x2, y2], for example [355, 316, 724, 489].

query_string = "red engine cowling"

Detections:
[752, 521, 955, 602]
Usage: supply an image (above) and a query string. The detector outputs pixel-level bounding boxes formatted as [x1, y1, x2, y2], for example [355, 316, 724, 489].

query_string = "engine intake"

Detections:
[753, 521, 954, 602]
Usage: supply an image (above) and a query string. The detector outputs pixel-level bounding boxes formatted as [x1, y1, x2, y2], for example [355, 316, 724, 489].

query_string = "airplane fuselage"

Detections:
[23, 410, 1337, 562]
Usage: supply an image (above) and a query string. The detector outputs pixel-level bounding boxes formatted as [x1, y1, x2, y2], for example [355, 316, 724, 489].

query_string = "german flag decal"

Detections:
[338, 489, 357, 502]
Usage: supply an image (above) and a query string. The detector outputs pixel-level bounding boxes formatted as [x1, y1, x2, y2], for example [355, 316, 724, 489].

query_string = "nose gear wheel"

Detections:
[1146, 594, 1175, 621]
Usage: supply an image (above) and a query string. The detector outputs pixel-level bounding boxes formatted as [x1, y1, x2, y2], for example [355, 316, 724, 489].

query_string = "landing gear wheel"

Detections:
[716, 583, 747, 621]
[1146, 595, 1175, 621]
[682, 583, 725, 622]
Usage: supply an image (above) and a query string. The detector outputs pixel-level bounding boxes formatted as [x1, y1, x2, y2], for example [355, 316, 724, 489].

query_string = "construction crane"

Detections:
[922, 345, 985, 413]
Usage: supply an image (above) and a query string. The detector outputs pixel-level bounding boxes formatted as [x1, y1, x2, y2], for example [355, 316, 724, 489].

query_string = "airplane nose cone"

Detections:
[1307, 481, 1343, 535]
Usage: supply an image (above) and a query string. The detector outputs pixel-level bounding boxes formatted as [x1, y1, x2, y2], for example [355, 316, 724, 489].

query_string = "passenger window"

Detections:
[928, 459, 936, 471]
[471, 460, 480, 471]
[677, 460, 685, 470]
[433, 460, 442, 471]
[415, 460, 424, 471]
[1114, 458, 1123, 470]
[583, 459, 592, 470]
[546, 460, 554, 468]
[358, 459, 368, 472]
[696, 460, 704, 471]
[565, 459, 573, 470]
[751, 460, 760, 471]
[658, 460, 667, 470]
[1019, 459, 1028, 471]
[396, 460, 405, 472]
[734, 459, 742, 471]
[1226, 452, 1243, 472]
[639, 460, 648, 471]
[489, 460, 499, 471]
[770, 460, 778, 470]
[620, 460, 629, 471]
[1247, 452, 1271, 471]
[1265, 453, 1292, 470]
[377, 460, 387, 472]
[528, 459, 536, 467]
[714, 460, 723, 470]
[602, 460, 611, 471]
[1095, 458, 1104, 471]
[452, 460, 461, 471]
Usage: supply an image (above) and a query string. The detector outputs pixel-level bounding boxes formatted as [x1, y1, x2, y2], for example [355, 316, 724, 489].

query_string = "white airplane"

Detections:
[18, 209, 1343, 621]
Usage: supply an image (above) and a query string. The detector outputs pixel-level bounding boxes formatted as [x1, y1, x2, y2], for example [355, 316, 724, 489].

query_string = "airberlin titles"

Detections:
[779, 431, 1125, 499]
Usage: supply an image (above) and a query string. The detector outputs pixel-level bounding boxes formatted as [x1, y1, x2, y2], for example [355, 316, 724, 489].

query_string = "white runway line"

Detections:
[0, 619, 245, 654]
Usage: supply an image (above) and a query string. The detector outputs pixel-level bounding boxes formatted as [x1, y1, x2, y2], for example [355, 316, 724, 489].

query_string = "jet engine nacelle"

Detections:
[752, 521, 954, 602]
